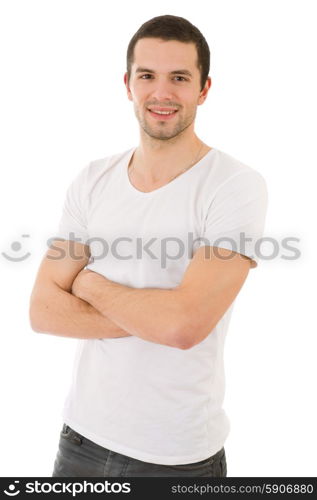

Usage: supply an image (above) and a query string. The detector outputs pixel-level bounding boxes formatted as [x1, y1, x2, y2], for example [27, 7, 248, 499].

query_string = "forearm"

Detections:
[29, 283, 132, 340]
[76, 274, 190, 348]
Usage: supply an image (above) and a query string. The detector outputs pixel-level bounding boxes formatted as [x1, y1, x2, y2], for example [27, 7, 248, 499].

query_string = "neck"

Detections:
[129, 133, 210, 184]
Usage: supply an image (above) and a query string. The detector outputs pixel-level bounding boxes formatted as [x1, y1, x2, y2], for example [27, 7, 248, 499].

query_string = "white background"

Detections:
[0, 0, 316, 477]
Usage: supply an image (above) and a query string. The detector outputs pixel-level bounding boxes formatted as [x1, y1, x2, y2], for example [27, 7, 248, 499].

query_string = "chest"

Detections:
[84, 187, 206, 286]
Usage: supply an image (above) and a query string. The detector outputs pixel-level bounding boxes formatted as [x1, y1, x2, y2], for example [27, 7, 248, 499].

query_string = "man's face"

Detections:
[125, 38, 210, 141]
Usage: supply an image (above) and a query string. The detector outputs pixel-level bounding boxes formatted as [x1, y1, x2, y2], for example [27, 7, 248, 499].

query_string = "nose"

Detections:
[149, 77, 175, 101]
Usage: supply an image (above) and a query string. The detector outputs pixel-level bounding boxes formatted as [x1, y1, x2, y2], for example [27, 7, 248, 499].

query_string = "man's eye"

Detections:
[139, 74, 188, 81]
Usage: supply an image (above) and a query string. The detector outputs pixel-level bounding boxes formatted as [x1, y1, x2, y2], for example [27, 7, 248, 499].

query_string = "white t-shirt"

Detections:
[55, 146, 268, 465]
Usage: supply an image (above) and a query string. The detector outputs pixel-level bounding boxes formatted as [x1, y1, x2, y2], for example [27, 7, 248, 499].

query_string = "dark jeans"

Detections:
[52, 423, 227, 477]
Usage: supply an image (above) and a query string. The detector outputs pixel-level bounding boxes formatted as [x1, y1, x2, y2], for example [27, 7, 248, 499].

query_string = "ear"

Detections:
[198, 76, 212, 105]
[124, 72, 133, 102]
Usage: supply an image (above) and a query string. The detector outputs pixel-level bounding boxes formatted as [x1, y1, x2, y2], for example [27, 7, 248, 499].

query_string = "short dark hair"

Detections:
[126, 15, 210, 92]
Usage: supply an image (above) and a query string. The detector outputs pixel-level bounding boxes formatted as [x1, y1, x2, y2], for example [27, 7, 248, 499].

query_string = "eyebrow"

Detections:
[135, 67, 193, 77]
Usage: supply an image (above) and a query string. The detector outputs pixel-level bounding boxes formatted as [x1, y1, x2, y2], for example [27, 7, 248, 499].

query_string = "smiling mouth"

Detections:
[147, 108, 178, 120]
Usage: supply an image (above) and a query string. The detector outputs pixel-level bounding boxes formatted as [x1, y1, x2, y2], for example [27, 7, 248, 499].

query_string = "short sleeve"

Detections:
[54, 164, 90, 244]
[198, 170, 268, 268]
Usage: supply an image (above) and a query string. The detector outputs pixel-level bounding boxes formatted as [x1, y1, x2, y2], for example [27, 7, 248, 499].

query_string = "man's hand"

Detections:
[71, 268, 107, 301]
[71, 269, 133, 340]
[70, 267, 191, 348]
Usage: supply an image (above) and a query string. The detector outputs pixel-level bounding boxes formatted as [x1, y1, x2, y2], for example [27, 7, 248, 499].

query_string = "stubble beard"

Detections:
[134, 105, 197, 141]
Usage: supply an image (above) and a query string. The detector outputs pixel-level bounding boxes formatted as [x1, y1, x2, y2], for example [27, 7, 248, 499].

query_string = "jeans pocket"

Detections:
[60, 424, 83, 446]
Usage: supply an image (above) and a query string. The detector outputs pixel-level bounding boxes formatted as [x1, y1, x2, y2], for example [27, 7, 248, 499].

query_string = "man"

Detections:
[29, 15, 268, 477]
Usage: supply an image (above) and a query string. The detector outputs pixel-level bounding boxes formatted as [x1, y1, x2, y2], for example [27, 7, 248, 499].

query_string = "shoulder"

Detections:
[72, 146, 134, 195]
[65, 147, 134, 201]
[205, 148, 268, 197]
[87, 146, 134, 179]
[211, 148, 266, 183]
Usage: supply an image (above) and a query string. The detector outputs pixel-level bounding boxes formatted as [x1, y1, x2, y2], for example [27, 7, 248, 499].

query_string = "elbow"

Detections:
[29, 312, 41, 333]
[167, 294, 196, 350]
[174, 316, 214, 350]
[176, 337, 193, 350]
[173, 316, 199, 350]
[29, 302, 45, 333]
[175, 332, 196, 350]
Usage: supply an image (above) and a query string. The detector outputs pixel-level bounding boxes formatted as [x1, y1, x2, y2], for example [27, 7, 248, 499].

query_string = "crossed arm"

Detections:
[70, 269, 192, 349]
[70, 245, 251, 349]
